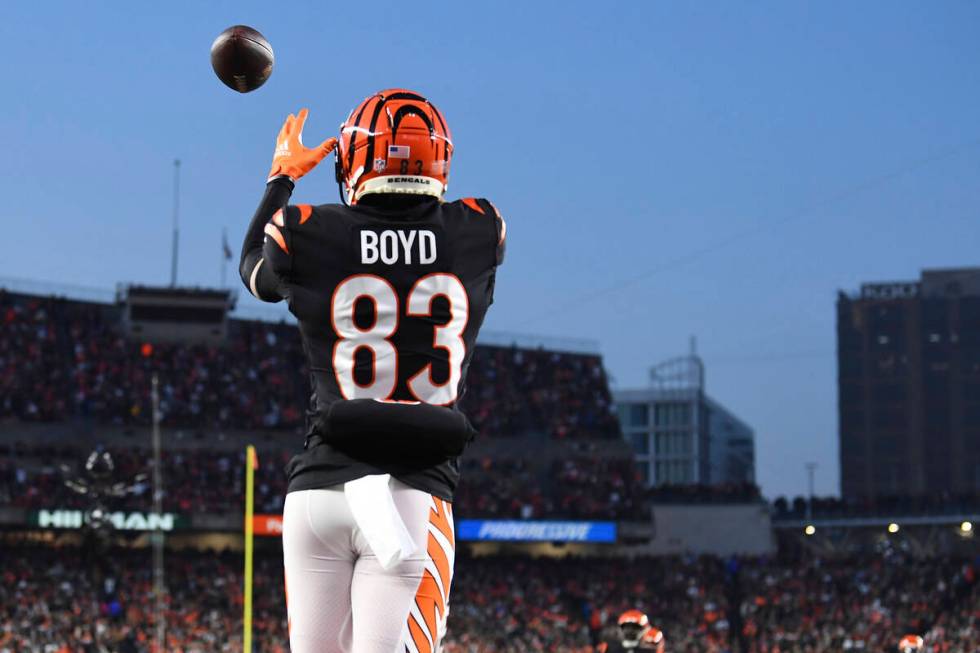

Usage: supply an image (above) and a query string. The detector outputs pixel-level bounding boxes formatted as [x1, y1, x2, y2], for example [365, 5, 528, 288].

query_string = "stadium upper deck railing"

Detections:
[0, 276, 602, 355]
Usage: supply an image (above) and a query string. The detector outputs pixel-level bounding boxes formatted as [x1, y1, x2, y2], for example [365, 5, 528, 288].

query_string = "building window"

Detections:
[635, 461, 650, 484]
[630, 431, 649, 454]
[619, 403, 650, 428]
[629, 404, 649, 427]
[654, 459, 694, 485]
[678, 432, 692, 455]
[655, 402, 691, 427]
[654, 431, 693, 457]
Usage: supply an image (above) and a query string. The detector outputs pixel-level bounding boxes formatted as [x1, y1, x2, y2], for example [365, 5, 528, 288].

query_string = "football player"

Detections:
[898, 634, 924, 652]
[239, 89, 505, 653]
[598, 610, 665, 652]
[639, 626, 666, 653]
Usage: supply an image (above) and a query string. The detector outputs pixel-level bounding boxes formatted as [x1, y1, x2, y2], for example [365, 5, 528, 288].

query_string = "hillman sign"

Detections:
[30, 509, 181, 532]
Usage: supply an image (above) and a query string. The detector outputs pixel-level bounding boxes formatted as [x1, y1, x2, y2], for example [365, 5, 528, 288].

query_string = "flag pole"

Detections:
[243, 444, 256, 653]
[221, 227, 228, 288]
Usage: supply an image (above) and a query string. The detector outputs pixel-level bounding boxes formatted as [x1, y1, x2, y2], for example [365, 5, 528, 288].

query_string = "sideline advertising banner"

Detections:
[29, 509, 183, 532]
[456, 520, 617, 543]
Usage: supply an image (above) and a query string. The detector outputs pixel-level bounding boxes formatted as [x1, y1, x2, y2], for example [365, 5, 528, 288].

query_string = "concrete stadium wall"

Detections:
[641, 503, 775, 556]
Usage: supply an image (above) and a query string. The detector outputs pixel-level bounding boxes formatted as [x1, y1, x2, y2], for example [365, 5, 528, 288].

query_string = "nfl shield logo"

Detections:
[373, 158, 386, 173]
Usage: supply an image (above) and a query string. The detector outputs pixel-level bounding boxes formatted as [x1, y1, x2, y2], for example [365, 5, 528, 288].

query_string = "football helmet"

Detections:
[336, 88, 453, 204]
[617, 609, 650, 648]
[640, 627, 665, 653]
[898, 634, 923, 652]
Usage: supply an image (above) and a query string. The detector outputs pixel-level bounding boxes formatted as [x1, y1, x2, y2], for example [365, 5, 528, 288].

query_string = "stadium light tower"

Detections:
[170, 159, 181, 287]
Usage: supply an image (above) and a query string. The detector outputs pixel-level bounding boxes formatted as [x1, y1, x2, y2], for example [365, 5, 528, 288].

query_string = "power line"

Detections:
[517, 137, 980, 327]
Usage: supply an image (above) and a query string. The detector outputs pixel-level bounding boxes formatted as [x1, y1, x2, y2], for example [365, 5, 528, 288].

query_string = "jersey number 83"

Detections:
[331, 272, 468, 405]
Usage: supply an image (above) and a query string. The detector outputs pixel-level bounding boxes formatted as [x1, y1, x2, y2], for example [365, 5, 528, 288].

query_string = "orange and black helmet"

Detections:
[898, 635, 923, 652]
[617, 609, 650, 647]
[641, 627, 666, 653]
[336, 88, 452, 204]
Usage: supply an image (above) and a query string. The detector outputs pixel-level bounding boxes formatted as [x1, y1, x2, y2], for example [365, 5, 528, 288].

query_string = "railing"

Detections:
[0, 276, 116, 304]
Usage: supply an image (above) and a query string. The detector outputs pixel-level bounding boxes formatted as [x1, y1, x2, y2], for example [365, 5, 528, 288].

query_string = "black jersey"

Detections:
[239, 181, 505, 500]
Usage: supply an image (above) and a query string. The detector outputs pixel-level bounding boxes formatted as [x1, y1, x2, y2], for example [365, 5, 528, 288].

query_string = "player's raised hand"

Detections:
[267, 108, 338, 183]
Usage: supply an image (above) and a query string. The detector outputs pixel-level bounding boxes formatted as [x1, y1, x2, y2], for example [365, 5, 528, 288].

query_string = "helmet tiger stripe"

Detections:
[336, 89, 453, 204]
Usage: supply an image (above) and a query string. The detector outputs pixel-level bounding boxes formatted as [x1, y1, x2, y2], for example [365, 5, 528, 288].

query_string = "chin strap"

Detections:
[337, 179, 349, 206]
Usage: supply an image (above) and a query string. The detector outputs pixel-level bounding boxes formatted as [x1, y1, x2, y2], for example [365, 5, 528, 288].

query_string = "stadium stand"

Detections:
[0, 288, 636, 521]
[0, 442, 650, 520]
[4, 287, 979, 652]
[772, 494, 980, 520]
[0, 544, 975, 653]
[0, 290, 619, 439]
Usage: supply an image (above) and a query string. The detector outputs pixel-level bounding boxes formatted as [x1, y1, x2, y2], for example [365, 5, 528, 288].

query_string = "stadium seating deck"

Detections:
[0, 544, 975, 652]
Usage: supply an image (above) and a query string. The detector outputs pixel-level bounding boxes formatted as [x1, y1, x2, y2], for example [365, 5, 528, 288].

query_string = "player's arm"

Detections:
[326, 400, 477, 459]
[490, 200, 506, 266]
[238, 108, 336, 302]
[239, 178, 293, 302]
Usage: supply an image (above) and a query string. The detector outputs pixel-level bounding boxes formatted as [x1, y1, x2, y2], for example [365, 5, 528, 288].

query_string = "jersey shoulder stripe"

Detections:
[453, 197, 506, 266]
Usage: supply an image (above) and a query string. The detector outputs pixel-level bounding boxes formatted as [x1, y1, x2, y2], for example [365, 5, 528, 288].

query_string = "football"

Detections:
[210, 25, 274, 93]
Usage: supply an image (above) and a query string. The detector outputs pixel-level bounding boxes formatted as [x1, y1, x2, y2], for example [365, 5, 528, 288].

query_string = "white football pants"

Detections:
[282, 480, 455, 653]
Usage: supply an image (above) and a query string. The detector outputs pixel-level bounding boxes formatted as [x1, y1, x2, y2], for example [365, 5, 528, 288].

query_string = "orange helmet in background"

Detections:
[336, 88, 453, 204]
[898, 634, 923, 652]
[617, 609, 650, 648]
[640, 627, 666, 653]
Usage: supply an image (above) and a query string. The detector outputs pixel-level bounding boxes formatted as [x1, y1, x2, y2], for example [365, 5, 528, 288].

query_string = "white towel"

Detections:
[344, 474, 418, 569]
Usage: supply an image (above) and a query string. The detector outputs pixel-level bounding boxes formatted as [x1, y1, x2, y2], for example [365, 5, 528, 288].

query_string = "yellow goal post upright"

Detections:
[243, 444, 258, 653]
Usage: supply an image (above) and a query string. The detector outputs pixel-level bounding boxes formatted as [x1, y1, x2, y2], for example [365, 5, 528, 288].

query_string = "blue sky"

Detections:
[2, 1, 979, 498]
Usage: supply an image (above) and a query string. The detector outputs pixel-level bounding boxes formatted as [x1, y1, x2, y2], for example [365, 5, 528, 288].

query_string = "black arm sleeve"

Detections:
[239, 178, 294, 302]
[326, 400, 478, 459]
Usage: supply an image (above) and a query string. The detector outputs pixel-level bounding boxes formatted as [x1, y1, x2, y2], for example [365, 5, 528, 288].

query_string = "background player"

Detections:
[598, 609, 666, 652]
[238, 89, 505, 653]
[898, 634, 924, 652]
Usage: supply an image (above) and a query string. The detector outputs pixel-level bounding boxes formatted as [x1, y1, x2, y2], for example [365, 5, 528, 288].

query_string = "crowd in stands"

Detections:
[550, 457, 647, 520]
[733, 552, 979, 653]
[1, 544, 976, 652]
[0, 545, 283, 653]
[0, 291, 620, 440]
[772, 493, 980, 521]
[0, 443, 290, 515]
[646, 482, 762, 505]
[0, 443, 648, 520]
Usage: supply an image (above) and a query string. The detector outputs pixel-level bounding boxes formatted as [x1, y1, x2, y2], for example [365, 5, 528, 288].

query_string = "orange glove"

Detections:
[267, 108, 338, 183]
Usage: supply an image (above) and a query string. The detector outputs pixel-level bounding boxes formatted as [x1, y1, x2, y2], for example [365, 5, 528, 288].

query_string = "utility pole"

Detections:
[170, 159, 181, 286]
[151, 374, 166, 651]
[805, 462, 817, 521]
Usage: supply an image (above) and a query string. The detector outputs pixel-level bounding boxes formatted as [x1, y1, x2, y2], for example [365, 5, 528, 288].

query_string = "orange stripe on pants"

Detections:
[406, 499, 455, 652]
